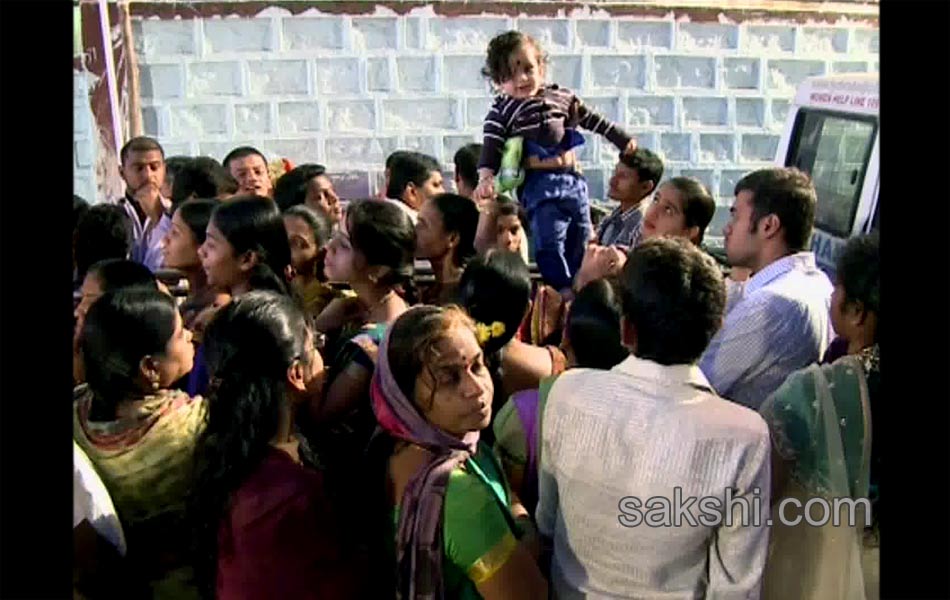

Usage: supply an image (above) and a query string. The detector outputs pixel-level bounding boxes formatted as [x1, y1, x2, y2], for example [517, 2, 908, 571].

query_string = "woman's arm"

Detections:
[501, 340, 554, 398]
[475, 545, 548, 600]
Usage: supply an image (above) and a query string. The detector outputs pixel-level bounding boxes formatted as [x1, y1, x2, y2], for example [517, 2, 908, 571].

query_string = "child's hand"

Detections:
[623, 138, 638, 156]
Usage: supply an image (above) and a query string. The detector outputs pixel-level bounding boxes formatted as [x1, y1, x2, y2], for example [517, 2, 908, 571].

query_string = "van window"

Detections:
[785, 109, 877, 237]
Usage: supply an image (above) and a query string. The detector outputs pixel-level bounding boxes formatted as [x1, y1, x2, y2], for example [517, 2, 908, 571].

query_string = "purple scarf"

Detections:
[370, 325, 479, 600]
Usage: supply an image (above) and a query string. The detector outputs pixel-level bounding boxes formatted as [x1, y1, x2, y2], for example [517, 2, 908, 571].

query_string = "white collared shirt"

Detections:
[118, 194, 173, 272]
[538, 355, 771, 599]
[700, 251, 834, 410]
[384, 197, 418, 225]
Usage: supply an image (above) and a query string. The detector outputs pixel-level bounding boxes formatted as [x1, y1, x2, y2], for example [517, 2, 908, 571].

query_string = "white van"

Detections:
[774, 73, 880, 279]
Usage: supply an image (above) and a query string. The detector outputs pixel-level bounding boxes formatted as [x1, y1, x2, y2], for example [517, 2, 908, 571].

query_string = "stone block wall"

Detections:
[74, 3, 878, 238]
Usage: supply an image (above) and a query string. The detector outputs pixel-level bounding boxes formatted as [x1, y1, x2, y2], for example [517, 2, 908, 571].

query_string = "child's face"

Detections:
[500, 43, 544, 99]
[495, 214, 523, 253]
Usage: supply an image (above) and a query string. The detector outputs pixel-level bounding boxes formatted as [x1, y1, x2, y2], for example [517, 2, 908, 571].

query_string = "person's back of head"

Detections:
[88, 259, 158, 293]
[457, 250, 531, 355]
[171, 156, 232, 207]
[75, 204, 135, 282]
[163, 155, 192, 197]
[620, 237, 725, 365]
[273, 164, 328, 212]
[386, 151, 441, 201]
[81, 287, 181, 420]
[667, 176, 716, 245]
[453, 143, 483, 198]
[567, 278, 628, 370]
[430, 193, 479, 267]
[735, 167, 817, 253]
[619, 147, 664, 198]
[193, 289, 312, 597]
[211, 196, 291, 295]
[833, 232, 880, 343]
[73, 195, 90, 229]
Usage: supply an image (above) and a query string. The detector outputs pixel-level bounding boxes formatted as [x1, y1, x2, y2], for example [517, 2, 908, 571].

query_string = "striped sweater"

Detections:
[478, 84, 633, 172]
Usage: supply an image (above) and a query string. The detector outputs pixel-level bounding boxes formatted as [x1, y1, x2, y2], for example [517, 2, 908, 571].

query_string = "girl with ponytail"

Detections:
[191, 291, 359, 600]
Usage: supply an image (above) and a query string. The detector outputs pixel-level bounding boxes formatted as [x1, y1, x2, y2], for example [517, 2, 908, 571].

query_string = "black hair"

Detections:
[567, 278, 628, 369]
[620, 237, 725, 365]
[210, 196, 292, 295]
[273, 164, 328, 212]
[457, 251, 531, 432]
[171, 157, 233, 208]
[120, 136, 165, 165]
[87, 259, 157, 292]
[222, 146, 267, 170]
[666, 176, 716, 244]
[74, 204, 134, 282]
[81, 287, 179, 421]
[191, 291, 311, 598]
[453, 143, 483, 193]
[164, 155, 192, 186]
[386, 152, 441, 201]
[836, 233, 879, 317]
[345, 200, 416, 297]
[73, 195, 90, 229]
[481, 30, 547, 85]
[430, 193, 479, 268]
[619, 147, 664, 191]
[457, 251, 530, 355]
[284, 204, 332, 249]
[174, 198, 219, 246]
[735, 167, 817, 252]
[385, 150, 415, 171]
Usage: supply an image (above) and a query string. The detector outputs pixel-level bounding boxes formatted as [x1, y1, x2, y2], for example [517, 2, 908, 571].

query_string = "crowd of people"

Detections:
[72, 29, 880, 600]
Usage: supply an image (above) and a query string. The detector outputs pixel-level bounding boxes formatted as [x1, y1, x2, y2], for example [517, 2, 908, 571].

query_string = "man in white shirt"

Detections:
[117, 136, 173, 273]
[538, 237, 771, 599]
[699, 167, 833, 409]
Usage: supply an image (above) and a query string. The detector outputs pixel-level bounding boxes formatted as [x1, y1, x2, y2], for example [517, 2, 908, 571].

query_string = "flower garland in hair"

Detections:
[474, 321, 506, 346]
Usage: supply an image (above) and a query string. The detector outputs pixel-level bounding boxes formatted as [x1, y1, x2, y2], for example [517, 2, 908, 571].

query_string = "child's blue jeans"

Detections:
[521, 169, 591, 291]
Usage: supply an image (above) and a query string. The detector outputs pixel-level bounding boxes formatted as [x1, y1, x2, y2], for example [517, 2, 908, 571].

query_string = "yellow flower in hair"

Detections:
[475, 322, 492, 346]
[490, 321, 506, 338]
[474, 321, 506, 346]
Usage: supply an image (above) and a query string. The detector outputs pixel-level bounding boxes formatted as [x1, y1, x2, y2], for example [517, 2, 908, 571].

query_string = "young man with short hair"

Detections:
[597, 148, 664, 248]
[223, 146, 273, 198]
[699, 167, 833, 409]
[118, 136, 172, 272]
[538, 237, 771, 598]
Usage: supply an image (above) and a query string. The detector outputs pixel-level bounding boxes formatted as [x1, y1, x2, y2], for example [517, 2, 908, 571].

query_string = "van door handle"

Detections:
[850, 170, 859, 185]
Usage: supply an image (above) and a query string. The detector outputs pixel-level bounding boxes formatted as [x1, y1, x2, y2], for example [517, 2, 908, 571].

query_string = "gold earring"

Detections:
[151, 380, 160, 390]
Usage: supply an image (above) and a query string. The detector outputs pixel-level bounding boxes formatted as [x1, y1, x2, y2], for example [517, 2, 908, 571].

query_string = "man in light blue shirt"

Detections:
[117, 136, 172, 273]
[700, 167, 833, 410]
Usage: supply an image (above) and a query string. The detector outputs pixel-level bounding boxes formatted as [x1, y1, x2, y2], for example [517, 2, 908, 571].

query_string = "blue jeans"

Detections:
[521, 169, 591, 291]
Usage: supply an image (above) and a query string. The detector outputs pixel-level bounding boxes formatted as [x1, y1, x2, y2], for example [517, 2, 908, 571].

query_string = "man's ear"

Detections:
[446, 231, 460, 251]
[760, 214, 782, 240]
[687, 225, 701, 245]
[641, 179, 656, 197]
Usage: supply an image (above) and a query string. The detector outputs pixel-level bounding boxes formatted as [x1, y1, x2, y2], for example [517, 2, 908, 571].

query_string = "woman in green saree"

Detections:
[367, 305, 547, 599]
[759, 233, 879, 600]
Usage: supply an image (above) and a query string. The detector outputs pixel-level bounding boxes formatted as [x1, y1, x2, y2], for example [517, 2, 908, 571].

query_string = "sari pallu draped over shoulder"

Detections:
[370, 325, 480, 600]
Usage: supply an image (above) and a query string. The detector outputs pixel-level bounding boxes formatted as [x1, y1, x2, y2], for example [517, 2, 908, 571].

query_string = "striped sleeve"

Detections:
[573, 94, 633, 151]
[478, 96, 515, 172]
